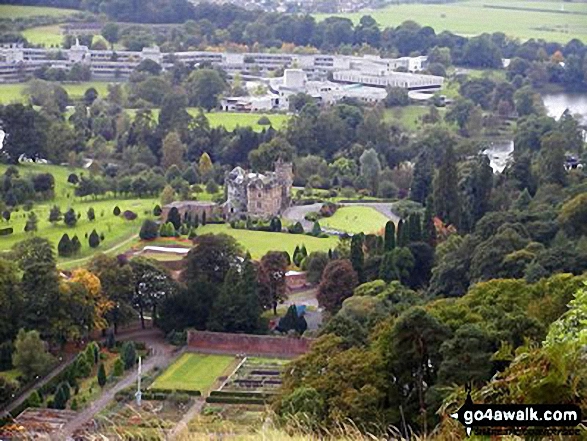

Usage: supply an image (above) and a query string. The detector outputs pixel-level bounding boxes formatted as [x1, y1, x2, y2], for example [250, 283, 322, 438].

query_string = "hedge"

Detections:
[205, 395, 267, 405]
[209, 390, 276, 399]
[148, 388, 201, 397]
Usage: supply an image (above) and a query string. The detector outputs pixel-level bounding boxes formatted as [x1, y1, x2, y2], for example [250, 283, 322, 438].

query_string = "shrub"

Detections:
[205, 179, 219, 194]
[258, 116, 271, 125]
[76, 356, 91, 378]
[123, 210, 138, 220]
[88, 229, 100, 248]
[27, 390, 42, 408]
[140, 219, 159, 240]
[304, 212, 319, 222]
[122, 342, 137, 370]
[288, 222, 304, 234]
[112, 358, 124, 377]
[311, 221, 321, 237]
[0, 227, 13, 236]
[87, 207, 95, 221]
[64, 208, 77, 227]
[113, 206, 121, 216]
[168, 392, 191, 406]
[153, 205, 162, 216]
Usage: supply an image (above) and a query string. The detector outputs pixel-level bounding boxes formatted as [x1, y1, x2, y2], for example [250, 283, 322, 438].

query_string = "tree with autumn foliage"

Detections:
[317, 259, 358, 314]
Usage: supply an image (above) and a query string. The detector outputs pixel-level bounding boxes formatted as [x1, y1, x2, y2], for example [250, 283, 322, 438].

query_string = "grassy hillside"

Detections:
[0, 82, 113, 105]
[315, 0, 587, 42]
[0, 4, 78, 18]
[0, 163, 158, 267]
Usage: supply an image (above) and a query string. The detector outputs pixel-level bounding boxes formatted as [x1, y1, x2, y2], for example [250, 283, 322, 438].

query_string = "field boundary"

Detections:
[187, 331, 313, 357]
[482, 4, 587, 16]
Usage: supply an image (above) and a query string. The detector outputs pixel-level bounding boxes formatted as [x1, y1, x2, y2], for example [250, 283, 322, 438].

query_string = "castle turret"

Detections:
[275, 158, 293, 210]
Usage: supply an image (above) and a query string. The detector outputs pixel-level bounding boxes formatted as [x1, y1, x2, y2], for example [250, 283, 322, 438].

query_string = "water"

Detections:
[542, 92, 587, 124]
[483, 140, 514, 173]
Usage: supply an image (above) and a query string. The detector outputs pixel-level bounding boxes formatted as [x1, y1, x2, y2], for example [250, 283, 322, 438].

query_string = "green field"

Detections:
[128, 109, 290, 132]
[320, 206, 390, 234]
[0, 81, 113, 104]
[151, 353, 235, 392]
[0, 4, 78, 18]
[196, 224, 339, 259]
[0, 163, 157, 267]
[22, 25, 64, 47]
[316, 0, 587, 42]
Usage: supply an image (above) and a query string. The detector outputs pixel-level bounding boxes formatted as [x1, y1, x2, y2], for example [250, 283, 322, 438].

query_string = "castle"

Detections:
[224, 159, 293, 218]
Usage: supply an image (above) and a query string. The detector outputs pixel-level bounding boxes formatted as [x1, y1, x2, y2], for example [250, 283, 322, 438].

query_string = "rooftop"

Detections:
[163, 201, 217, 208]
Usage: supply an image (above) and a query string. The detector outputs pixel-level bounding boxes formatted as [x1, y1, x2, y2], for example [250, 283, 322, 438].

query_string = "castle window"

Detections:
[258, 192, 261, 198]
[257, 202, 262, 209]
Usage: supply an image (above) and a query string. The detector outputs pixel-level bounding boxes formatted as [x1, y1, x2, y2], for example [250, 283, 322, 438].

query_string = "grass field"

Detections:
[127, 109, 290, 132]
[320, 206, 390, 234]
[315, 0, 587, 42]
[383, 105, 451, 131]
[151, 353, 235, 392]
[196, 224, 339, 259]
[22, 25, 64, 47]
[0, 4, 78, 18]
[0, 163, 157, 266]
[0, 81, 113, 104]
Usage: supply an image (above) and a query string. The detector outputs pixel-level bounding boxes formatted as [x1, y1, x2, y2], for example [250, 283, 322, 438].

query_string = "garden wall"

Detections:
[187, 330, 313, 357]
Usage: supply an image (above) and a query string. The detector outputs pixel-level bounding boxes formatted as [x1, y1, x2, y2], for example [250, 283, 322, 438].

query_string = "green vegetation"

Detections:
[22, 25, 64, 47]
[196, 224, 339, 259]
[151, 353, 235, 392]
[316, 0, 587, 42]
[0, 82, 113, 104]
[0, 163, 157, 266]
[0, 4, 78, 18]
[320, 206, 390, 234]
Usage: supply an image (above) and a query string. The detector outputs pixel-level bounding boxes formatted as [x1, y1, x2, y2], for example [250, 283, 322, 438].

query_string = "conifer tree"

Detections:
[350, 233, 365, 283]
[97, 363, 107, 387]
[433, 144, 461, 228]
[58, 233, 72, 257]
[422, 197, 437, 246]
[384, 220, 396, 252]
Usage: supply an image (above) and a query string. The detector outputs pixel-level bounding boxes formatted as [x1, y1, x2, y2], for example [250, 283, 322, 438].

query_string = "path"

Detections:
[54, 331, 177, 440]
[167, 398, 205, 440]
[283, 201, 400, 232]
[58, 233, 139, 269]
[0, 355, 76, 418]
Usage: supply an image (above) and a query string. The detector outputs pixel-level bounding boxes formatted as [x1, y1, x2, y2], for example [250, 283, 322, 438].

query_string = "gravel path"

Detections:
[167, 398, 205, 440]
[283, 202, 400, 232]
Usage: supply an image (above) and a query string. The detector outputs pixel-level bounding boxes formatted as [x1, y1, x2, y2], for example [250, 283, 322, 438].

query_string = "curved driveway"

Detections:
[283, 202, 400, 231]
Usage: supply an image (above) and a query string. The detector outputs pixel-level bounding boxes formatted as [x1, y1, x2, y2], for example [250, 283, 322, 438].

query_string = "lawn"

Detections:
[22, 25, 64, 47]
[126, 109, 290, 132]
[320, 206, 390, 234]
[315, 0, 587, 42]
[0, 81, 114, 104]
[196, 223, 339, 259]
[0, 4, 78, 18]
[0, 163, 158, 267]
[383, 105, 451, 132]
[151, 353, 235, 393]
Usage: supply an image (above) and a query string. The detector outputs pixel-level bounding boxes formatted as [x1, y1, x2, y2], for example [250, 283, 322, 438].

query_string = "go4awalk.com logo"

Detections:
[450, 386, 582, 437]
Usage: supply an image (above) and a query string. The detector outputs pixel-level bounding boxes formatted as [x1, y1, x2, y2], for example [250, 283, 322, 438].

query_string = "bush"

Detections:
[123, 210, 138, 220]
[121, 342, 137, 370]
[112, 358, 124, 377]
[0, 227, 13, 236]
[258, 116, 271, 125]
[288, 222, 304, 234]
[205, 396, 266, 405]
[153, 205, 162, 216]
[304, 212, 319, 222]
[113, 206, 121, 216]
[140, 219, 159, 240]
[168, 392, 191, 406]
[27, 390, 42, 408]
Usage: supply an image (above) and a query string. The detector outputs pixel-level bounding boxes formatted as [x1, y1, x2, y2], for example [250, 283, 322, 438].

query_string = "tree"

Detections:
[277, 305, 308, 335]
[207, 257, 263, 333]
[160, 184, 176, 205]
[121, 341, 136, 370]
[311, 221, 321, 237]
[539, 131, 567, 186]
[0, 104, 49, 162]
[53, 382, 69, 409]
[166, 206, 181, 230]
[89, 229, 101, 248]
[101, 22, 119, 50]
[304, 252, 329, 284]
[71, 235, 81, 254]
[113, 358, 124, 377]
[0, 259, 22, 344]
[462, 36, 502, 68]
[317, 260, 358, 314]
[186, 68, 227, 110]
[350, 233, 365, 283]
[87, 207, 95, 222]
[24, 211, 38, 233]
[64, 208, 77, 227]
[139, 219, 159, 240]
[433, 145, 461, 229]
[113, 206, 121, 216]
[161, 131, 186, 170]
[558, 193, 587, 237]
[48, 205, 62, 224]
[12, 329, 54, 381]
[58, 233, 72, 257]
[258, 251, 289, 315]
[410, 151, 434, 204]
[97, 363, 107, 387]
[384, 221, 396, 252]
[359, 148, 381, 196]
[384, 87, 409, 107]
[199, 152, 213, 180]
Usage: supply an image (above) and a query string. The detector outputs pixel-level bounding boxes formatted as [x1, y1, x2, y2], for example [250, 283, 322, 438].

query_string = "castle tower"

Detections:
[275, 158, 293, 211]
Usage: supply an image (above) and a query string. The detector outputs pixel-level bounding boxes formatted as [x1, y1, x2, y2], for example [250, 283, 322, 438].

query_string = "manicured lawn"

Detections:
[320, 206, 390, 234]
[315, 0, 587, 42]
[151, 353, 235, 392]
[0, 81, 114, 104]
[0, 4, 78, 18]
[22, 25, 64, 47]
[383, 105, 450, 132]
[196, 223, 339, 259]
[0, 163, 158, 267]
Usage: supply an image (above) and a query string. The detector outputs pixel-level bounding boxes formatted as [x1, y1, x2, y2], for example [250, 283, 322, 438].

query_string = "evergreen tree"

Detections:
[311, 221, 321, 237]
[350, 233, 365, 283]
[167, 207, 181, 230]
[121, 341, 136, 370]
[293, 245, 302, 267]
[408, 214, 422, 243]
[87, 207, 95, 221]
[48, 205, 62, 224]
[202, 210, 207, 226]
[64, 208, 77, 227]
[300, 244, 308, 260]
[97, 363, 107, 387]
[71, 235, 82, 254]
[384, 221, 396, 252]
[514, 189, 532, 211]
[153, 205, 162, 216]
[88, 229, 100, 248]
[433, 145, 461, 228]
[139, 219, 159, 240]
[422, 197, 437, 246]
[379, 252, 395, 283]
[57, 233, 72, 257]
[53, 383, 69, 409]
[24, 212, 38, 233]
[410, 151, 433, 204]
[113, 206, 121, 216]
